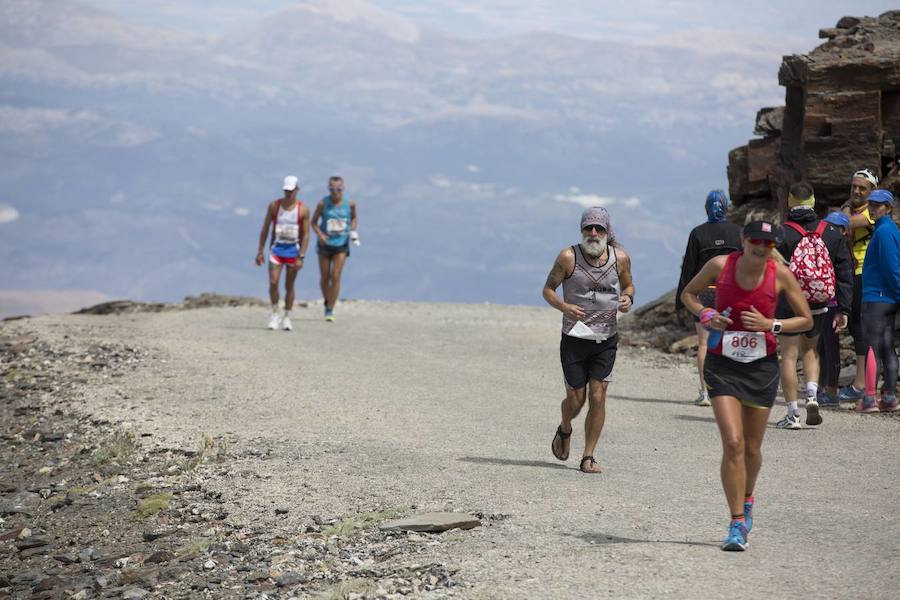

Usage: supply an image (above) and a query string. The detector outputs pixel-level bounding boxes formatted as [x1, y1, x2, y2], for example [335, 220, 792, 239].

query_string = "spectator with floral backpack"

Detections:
[774, 182, 853, 429]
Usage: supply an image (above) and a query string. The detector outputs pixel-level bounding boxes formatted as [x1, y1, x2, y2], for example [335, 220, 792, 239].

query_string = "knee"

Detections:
[722, 435, 745, 458]
[565, 389, 586, 408]
[588, 390, 607, 410]
[744, 443, 762, 463]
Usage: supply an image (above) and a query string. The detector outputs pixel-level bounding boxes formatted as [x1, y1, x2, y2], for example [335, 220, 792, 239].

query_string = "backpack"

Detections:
[783, 221, 836, 304]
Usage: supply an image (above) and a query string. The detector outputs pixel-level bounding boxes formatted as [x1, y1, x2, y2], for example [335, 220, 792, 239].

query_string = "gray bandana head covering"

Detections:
[580, 207, 616, 244]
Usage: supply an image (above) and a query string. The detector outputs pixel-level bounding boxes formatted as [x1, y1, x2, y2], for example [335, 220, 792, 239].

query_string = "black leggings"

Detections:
[848, 274, 868, 356]
[861, 302, 899, 395]
[818, 306, 841, 389]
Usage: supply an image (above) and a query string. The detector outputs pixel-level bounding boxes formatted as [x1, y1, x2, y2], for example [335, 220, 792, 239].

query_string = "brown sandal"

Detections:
[551, 426, 572, 461]
[579, 455, 601, 473]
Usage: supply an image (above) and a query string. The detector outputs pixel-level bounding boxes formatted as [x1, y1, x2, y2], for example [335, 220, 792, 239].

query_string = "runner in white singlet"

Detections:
[255, 176, 311, 331]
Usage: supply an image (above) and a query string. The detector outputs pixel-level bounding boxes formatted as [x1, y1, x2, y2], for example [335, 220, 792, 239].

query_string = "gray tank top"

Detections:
[562, 244, 620, 338]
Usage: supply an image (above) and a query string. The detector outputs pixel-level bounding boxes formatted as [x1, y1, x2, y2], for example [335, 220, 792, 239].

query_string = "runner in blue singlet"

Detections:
[311, 175, 359, 321]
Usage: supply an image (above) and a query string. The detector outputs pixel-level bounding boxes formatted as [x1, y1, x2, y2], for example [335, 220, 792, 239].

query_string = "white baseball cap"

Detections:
[282, 175, 299, 191]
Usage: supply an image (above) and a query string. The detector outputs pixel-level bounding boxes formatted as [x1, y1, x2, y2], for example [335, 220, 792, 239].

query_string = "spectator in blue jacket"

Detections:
[859, 189, 900, 412]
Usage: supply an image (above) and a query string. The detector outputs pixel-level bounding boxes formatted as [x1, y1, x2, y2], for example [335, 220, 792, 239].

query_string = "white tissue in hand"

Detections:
[566, 320, 607, 342]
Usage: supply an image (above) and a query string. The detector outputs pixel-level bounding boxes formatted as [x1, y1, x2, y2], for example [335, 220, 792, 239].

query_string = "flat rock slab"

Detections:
[379, 512, 481, 533]
[0, 491, 40, 516]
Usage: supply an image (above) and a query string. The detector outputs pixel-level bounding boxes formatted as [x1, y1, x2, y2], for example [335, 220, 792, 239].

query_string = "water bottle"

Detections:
[707, 307, 732, 349]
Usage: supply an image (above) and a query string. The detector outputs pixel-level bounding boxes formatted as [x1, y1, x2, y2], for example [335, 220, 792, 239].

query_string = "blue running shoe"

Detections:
[817, 391, 840, 408]
[722, 521, 749, 551]
[744, 501, 754, 533]
[324, 307, 334, 322]
[838, 385, 864, 402]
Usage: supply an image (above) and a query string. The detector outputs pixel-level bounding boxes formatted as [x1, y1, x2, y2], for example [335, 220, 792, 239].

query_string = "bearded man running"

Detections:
[543, 207, 635, 474]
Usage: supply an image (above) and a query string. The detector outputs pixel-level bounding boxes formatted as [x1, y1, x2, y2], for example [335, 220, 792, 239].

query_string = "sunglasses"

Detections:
[748, 238, 775, 248]
[582, 225, 606, 233]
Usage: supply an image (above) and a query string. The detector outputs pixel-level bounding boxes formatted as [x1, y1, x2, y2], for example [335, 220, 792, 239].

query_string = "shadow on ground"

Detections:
[567, 532, 719, 548]
[673, 414, 717, 424]
[608, 394, 686, 406]
[458, 456, 570, 470]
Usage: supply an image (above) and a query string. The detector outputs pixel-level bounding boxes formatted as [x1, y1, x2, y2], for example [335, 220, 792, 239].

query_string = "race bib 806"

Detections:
[722, 331, 765, 363]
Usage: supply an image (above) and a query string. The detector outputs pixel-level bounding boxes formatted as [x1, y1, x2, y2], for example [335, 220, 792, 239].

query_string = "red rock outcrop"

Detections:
[728, 11, 900, 217]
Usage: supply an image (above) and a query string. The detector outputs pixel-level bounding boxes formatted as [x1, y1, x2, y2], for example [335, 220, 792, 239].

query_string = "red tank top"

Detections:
[710, 251, 777, 356]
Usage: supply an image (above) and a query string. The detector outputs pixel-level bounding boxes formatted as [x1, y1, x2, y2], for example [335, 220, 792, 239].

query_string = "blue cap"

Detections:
[867, 189, 895, 206]
[823, 211, 850, 229]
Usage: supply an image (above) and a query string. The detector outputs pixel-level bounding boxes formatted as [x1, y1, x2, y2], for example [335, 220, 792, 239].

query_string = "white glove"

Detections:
[349, 230, 360, 246]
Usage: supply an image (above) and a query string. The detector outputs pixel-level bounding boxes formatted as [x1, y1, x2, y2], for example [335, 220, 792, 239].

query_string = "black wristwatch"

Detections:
[771, 320, 783, 335]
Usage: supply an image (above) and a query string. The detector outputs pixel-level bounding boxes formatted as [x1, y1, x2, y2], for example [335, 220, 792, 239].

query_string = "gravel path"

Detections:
[22, 302, 900, 599]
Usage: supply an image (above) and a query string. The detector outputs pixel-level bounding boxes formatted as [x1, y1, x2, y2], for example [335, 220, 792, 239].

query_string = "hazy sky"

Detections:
[84, 0, 895, 45]
[3, 0, 896, 309]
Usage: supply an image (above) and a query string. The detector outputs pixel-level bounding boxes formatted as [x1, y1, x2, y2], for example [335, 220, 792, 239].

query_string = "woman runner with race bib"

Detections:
[681, 220, 812, 552]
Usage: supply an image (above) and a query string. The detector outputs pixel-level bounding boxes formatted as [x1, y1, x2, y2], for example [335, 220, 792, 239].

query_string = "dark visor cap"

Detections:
[743, 220, 783, 243]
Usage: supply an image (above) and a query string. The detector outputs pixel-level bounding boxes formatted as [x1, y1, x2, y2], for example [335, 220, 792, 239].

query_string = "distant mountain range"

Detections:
[0, 0, 789, 311]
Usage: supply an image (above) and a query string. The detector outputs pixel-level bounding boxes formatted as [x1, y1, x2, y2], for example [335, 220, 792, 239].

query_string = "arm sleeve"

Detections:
[876, 228, 900, 300]
[829, 231, 854, 314]
[675, 230, 699, 311]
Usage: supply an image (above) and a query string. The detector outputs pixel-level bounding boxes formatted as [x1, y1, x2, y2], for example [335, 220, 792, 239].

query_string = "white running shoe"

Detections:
[694, 390, 711, 407]
[805, 397, 822, 426]
[775, 412, 802, 430]
[281, 315, 293, 331]
[267, 313, 281, 330]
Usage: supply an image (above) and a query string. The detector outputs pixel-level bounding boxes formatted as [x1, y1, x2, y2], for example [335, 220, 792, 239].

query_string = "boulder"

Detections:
[728, 12, 900, 213]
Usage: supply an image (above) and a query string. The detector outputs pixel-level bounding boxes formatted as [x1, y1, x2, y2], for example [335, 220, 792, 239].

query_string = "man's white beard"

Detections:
[581, 235, 607, 257]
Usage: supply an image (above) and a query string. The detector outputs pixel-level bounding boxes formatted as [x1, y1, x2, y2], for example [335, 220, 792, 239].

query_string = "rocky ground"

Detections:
[2, 299, 899, 599]
[0, 302, 468, 600]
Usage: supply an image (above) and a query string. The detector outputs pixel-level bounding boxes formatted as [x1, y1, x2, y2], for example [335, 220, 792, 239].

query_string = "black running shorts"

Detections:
[703, 353, 779, 408]
[776, 295, 830, 338]
[779, 310, 829, 338]
[559, 333, 618, 390]
[317, 242, 350, 257]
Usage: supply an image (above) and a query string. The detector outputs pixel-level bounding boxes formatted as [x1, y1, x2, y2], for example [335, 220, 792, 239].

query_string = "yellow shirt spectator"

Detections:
[851, 206, 874, 275]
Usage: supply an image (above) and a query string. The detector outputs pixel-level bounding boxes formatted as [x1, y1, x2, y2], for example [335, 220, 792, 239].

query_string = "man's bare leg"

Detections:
[779, 336, 802, 416]
[801, 336, 821, 392]
[284, 264, 300, 311]
[800, 334, 823, 425]
[553, 386, 586, 460]
[694, 323, 711, 405]
[581, 379, 608, 472]
[268, 263, 283, 306]
[318, 254, 333, 309]
[327, 252, 348, 309]
[695, 323, 710, 390]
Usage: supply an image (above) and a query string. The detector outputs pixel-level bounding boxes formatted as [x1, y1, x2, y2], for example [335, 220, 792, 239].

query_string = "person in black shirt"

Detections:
[676, 190, 742, 406]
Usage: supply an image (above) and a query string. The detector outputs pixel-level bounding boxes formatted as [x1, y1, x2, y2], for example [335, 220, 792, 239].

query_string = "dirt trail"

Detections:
[7, 302, 900, 599]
